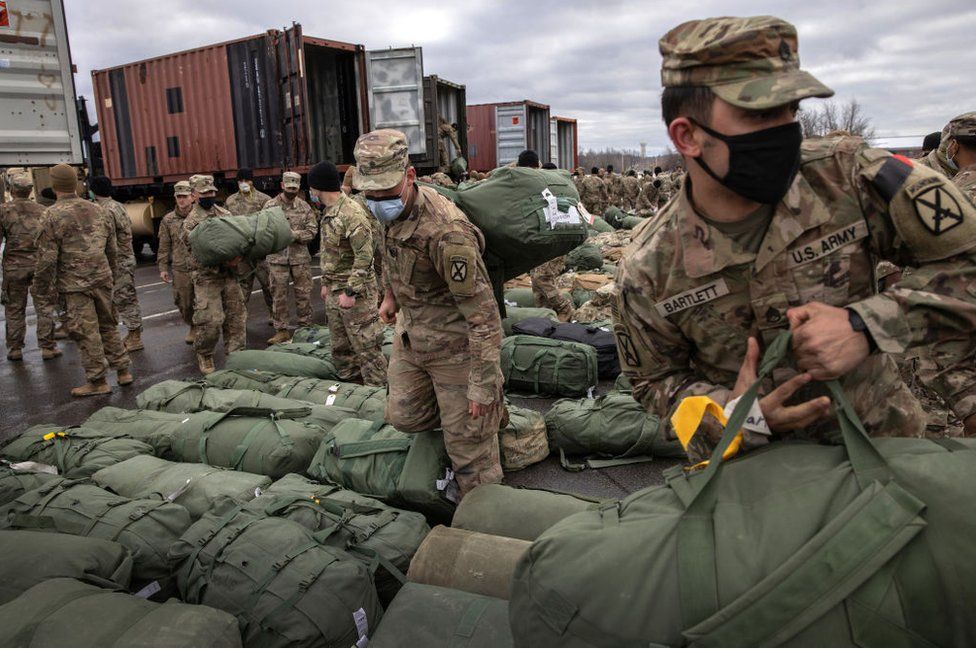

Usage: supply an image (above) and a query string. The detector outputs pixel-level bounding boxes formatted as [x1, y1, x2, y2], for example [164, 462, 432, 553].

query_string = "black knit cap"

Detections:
[236, 168, 253, 181]
[90, 175, 112, 197]
[542, 162, 557, 170]
[922, 131, 942, 153]
[517, 149, 540, 168]
[308, 161, 341, 192]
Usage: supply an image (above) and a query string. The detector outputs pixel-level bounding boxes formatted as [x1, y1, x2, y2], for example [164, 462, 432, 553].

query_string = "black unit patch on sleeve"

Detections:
[872, 156, 914, 204]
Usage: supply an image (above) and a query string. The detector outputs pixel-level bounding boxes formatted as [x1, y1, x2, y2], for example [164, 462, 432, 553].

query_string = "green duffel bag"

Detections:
[1, 480, 191, 586]
[499, 405, 549, 471]
[188, 206, 292, 266]
[267, 340, 334, 361]
[544, 392, 685, 470]
[0, 530, 132, 604]
[368, 582, 513, 647]
[501, 306, 558, 337]
[171, 496, 381, 647]
[204, 368, 282, 393]
[500, 335, 598, 397]
[511, 332, 976, 647]
[165, 406, 327, 479]
[571, 287, 594, 307]
[92, 455, 271, 520]
[614, 372, 632, 393]
[563, 243, 603, 271]
[273, 377, 387, 422]
[307, 419, 456, 521]
[601, 261, 617, 275]
[248, 473, 429, 604]
[0, 466, 60, 506]
[588, 214, 615, 234]
[135, 380, 356, 432]
[382, 325, 395, 359]
[2, 424, 154, 479]
[602, 205, 628, 229]
[620, 213, 646, 229]
[503, 286, 536, 308]
[291, 324, 332, 346]
[82, 407, 186, 454]
[0, 578, 242, 647]
[225, 349, 338, 380]
[452, 484, 602, 542]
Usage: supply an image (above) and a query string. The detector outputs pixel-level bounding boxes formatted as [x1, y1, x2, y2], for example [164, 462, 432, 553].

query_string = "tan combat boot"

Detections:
[266, 330, 291, 345]
[123, 329, 144, 352]
[41, 347, 62, 360]
[71, 379, 112, 398]
[117, 369, 134, 386]
[6, 349, 23, 362]
[197, 354, 215, 375]
[184, 327, 196, 345]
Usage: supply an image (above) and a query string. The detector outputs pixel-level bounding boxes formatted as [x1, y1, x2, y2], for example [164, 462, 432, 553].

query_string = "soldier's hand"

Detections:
[788, 302, 870, 380]
[379, 294, 398, 325]
[338, 293, 356, 309]
[468, 400, 493, 419]
[732, 336, 831, 433]
[160, 270, 172, 284]
[320, 286, 329, 302]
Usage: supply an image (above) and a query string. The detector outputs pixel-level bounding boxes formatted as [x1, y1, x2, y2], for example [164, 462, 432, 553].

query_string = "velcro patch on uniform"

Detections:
[787, 221, 869, 268]
[443, 243, 476, 297]
[911, 184, 964, 235]
[654, 278, 729, 318]
[872, 156, 914, 203]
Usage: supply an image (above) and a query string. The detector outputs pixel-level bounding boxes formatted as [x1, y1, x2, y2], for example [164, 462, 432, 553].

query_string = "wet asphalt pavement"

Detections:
[0, 254, 678, 500]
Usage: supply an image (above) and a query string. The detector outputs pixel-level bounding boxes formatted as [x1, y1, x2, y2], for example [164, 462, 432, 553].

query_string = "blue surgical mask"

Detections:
[367, 197, 405, 223]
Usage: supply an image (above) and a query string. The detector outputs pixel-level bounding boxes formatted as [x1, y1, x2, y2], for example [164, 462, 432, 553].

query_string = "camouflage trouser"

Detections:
[323, 284, 388, 386]
[64, 285, 130, 382]
[191, 274, 246, 356]
[237, 257, 273, 313]
[385, 333, 503, 496]
[171, 268, 194, 326]
[1, 268, 56, 351]
[269, 263, 312, 331]
[581, 197, 604, 216]
[112, 261, 143, 332]
[530, 257, 574, 321]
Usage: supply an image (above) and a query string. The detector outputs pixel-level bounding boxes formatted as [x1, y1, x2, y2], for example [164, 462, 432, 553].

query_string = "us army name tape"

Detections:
[788, 221, 868, 268]
[654, 278, 730, 318]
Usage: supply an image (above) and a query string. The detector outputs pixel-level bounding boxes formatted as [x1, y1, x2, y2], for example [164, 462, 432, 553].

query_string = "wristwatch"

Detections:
[846, 308, 877, 353]
[343, 287, 358, 298]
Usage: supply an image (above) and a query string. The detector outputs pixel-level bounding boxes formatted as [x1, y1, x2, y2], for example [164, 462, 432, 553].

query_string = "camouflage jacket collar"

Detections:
[322, 193, 347, 220]
[679, 172, 830, 278]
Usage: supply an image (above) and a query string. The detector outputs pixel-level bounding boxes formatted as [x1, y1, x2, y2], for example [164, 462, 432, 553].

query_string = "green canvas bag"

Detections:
[188, 206, 292, 266]
[563, 243, 603, 271]
[503, 287, 536, 308]
[499, 405, 549, 471]
[544, 392, 685, 470]
[511, 332, 976, 647]
[170, 496, 381, 647]
[204, 368, 283, 392]
[0, 530, 132, 605]
[588, 214, 615, 233]
[267, 341, 334, 361]
[92, 455, 271, 520]
[620, 213, 647, 229]
[500, 335, 598, 397]
[0, 466, 60, 507]
[135, 380, 356, 432]
[82, 407, 187, 455]
[2, 424, 154, 479]
[452, 484, 602, 542]
[1, 480, 191, 586]
[501, 306, 558, 336]
[247, 472, 429, 603]
[368, 583, 513, 648]
[0, 578, 242, 647]
[291, 324, 332, 346]
[272, 377, 387, 422]
[306, 419, 456, 521]
[225, 349, 338, 380]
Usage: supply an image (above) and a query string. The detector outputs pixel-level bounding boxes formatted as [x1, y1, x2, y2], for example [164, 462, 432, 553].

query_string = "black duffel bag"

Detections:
[511, 317, 619, 378]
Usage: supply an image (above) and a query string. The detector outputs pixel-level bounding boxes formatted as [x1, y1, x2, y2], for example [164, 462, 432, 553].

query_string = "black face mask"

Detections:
[198, 197, 216, 210]
[691, 120, 802, 205]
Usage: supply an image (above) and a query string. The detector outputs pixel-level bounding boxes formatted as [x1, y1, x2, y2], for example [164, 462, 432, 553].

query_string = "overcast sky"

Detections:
[65, 0, 976, 154]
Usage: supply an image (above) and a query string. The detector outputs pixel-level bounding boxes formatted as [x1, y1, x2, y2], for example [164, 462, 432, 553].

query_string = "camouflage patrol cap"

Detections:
[8, 171, 33, 189]
[659, 16, 834, 110]
[173, 180, 191, 196]
[947, 112, 976, 138]
[282, 171, 301, 189]
[352, 129, 409, 191]
[190, 174, 217, 193]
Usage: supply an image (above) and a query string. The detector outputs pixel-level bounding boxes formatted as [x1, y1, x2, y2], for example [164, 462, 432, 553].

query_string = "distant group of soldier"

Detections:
[574, 164, 684, 217]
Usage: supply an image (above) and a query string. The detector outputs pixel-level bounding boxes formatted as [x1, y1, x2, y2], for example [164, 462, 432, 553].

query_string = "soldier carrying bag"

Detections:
[187, 206, 292, 266]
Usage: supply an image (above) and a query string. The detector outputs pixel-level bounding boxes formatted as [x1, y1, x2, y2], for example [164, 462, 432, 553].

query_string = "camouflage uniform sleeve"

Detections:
[431, 227, 504, 404]
[344, 208, 375, 294]
[104, 210, 119, 278]
[612, 261, 732, 443]
[157, 214, 172, 273]
[113, 203, 132, 256]
[849, 146, 976, 420]
[291, 204, 317, 244]
[180, 210, 201, 248]
[32, 216, 58, 297]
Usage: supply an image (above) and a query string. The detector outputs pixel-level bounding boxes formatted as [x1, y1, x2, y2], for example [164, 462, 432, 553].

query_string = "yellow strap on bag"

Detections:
[670, 396, 743, 470]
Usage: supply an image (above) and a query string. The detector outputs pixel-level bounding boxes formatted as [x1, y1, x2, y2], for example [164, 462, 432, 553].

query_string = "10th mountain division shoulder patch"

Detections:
[912, 184, 963, 235]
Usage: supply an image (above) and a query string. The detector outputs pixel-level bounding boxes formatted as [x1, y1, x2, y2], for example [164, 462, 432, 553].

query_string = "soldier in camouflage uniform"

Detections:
[309, 161, 388, 386]
[946, 112, 976, 201]
[0, 172, 59, 361]
[343, 166, 384, 297]
[614, 16, 976, 463]
[91, 176, 144, 352]
[34, 164, 131, 396]
[530, 256, 575, 322]
[620, 169, 641, 211]
[437, 117, 463, 175]
[181, 175, 246, 375]
[354, 129, 504, 497]
[157, 180, 196, 343]
[264, 172, 318, 344]
[635, 173, 661, 216]
[224, 168, 274, 317]
[917, 121, 957, 178]
[604, 165, 624, 208]
[579, 167, 609, 215]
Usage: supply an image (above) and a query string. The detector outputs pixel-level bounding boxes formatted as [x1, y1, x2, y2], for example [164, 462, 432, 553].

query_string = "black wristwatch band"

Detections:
[846, 308, 877, 353]
[343, 287, 358, 297]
